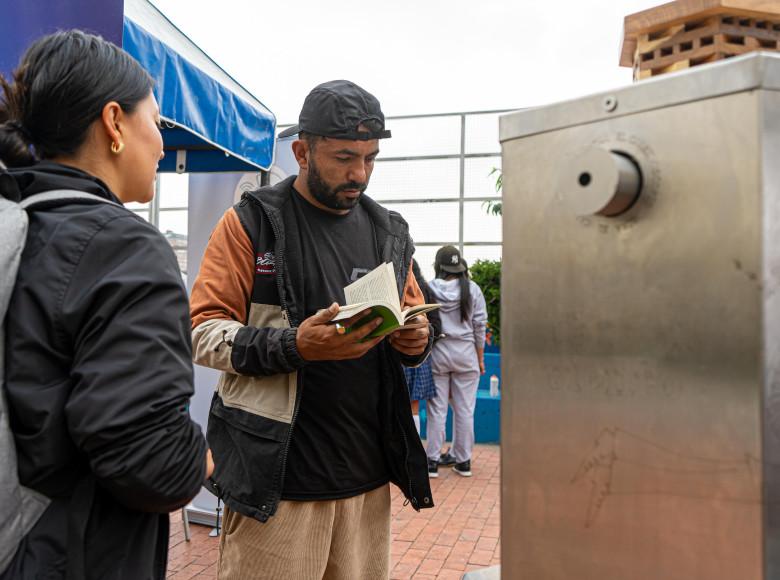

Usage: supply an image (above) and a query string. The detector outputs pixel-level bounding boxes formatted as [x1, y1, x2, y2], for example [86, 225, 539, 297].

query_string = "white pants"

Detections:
[426, 370, 480, 463]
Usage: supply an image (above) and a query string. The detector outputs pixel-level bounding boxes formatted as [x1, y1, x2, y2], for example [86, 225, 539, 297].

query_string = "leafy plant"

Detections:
[470, 259, 501, 346]
[489, 167, 502, 192]
[483, 167, 502, 216]
[484, 200, 502, 216]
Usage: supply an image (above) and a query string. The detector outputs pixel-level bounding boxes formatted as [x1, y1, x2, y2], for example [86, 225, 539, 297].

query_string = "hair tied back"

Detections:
[4, 120, 33, 142]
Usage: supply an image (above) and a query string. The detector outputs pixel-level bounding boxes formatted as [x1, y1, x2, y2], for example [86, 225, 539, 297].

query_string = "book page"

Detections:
[400, 303, 441, 324]
[332, 300, 397, 323]
[331, 302, 369, 319]
[344, 263, 401, 316]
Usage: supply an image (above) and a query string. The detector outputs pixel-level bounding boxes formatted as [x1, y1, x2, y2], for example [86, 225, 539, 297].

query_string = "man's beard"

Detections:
[307, 160, 367, 210]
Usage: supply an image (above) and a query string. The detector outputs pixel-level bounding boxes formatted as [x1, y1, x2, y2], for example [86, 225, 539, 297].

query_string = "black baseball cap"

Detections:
[278, 80, 392, 141]
[435, 245, 467, 274]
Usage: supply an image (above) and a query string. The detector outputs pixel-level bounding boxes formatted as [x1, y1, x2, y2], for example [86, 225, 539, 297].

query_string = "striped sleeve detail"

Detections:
[190, 207, 255, 330]
[192, 318, 244, 372]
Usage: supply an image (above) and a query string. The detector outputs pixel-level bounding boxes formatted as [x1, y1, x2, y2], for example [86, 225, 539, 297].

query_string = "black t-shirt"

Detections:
[281, 189, 390, 500]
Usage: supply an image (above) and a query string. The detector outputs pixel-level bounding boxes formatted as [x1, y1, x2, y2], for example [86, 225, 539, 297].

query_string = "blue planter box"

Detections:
[419, 349, 501, 444]
[478, 351, 501, 392]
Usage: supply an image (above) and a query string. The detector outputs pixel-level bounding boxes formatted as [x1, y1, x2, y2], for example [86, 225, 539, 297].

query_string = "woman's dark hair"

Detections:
[434, 252, 471, 322]
[0, 30, 153, 167]
[411, 258, 443, 338]
[412, 258, 436, 308]
[411, 258, 425, 288]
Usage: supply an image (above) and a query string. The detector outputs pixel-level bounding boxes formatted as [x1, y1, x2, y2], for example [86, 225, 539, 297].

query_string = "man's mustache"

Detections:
[333, 181, 367, 194]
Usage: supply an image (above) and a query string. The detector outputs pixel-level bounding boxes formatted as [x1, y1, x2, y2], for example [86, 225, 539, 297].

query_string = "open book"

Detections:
[332, 262, 440, 338]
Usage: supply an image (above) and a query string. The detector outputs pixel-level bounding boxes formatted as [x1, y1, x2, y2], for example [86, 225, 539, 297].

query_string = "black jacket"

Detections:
[1, 163, 207, 580]
[191, 177, 434, 522]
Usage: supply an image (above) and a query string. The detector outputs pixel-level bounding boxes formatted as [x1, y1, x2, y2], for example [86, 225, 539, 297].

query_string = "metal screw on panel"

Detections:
[603, 96, 618, 113]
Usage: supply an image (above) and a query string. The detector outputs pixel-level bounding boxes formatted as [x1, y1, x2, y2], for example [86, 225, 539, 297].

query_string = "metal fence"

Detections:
[370, 109, 508, 279]
[128, 173, 190, 273]
[135, 110, 509, 279]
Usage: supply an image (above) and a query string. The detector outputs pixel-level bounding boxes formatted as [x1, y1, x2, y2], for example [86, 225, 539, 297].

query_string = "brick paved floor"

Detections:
[167, 444, 500, 580]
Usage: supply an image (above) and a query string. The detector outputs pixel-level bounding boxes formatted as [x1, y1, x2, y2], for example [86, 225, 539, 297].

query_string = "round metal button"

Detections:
[557, 147, 642, 217]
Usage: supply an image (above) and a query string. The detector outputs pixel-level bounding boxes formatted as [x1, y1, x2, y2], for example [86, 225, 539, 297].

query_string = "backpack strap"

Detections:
[19, 189, 119, 210]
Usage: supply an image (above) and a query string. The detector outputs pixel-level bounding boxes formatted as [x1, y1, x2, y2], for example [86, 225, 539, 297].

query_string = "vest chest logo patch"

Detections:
[256, 251, 276, 275]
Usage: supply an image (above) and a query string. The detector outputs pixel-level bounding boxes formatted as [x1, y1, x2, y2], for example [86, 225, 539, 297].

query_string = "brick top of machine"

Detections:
[621, 0, 780, 80]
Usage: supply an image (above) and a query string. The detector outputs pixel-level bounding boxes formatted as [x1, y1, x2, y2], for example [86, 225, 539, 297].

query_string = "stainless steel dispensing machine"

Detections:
[498, 52, 780, 579]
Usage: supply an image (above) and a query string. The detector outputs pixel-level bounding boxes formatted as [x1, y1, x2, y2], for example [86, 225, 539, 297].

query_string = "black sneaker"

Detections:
[427, 459, 439, 478]
[438, 452, 456, 466]
[453, 460, 472, 477]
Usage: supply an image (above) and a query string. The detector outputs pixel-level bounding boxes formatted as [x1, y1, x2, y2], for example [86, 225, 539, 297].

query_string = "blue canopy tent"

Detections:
[123, 0, 275, 173]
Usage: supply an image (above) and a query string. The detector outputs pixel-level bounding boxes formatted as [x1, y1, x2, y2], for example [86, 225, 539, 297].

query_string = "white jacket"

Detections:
[428, 278, 487, 374]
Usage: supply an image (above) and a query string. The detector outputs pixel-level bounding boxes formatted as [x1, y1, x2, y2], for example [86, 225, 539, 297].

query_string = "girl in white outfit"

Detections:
[425, 246, 487, 477]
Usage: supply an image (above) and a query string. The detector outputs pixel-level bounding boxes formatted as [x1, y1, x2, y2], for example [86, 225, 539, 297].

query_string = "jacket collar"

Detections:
[243, 175, 409, 239]
[2, 161, 119, 204]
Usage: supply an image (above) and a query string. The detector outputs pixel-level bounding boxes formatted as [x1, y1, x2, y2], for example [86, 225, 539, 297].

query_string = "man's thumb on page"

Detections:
[313, 302, 339, 323]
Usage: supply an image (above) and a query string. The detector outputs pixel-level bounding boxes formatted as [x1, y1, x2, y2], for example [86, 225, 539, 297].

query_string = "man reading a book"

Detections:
[189, 80, 434, 580]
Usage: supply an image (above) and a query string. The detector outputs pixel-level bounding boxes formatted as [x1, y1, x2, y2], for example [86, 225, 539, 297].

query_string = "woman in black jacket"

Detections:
[0, 31, 210, 580]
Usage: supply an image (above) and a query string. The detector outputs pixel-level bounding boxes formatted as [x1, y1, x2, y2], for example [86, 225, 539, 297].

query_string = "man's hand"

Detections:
[296, 303, 385, 361]
[388, 315, 430, 356]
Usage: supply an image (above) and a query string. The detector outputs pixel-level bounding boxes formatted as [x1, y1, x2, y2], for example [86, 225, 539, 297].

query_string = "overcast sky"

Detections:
[150, 0, 661, 124]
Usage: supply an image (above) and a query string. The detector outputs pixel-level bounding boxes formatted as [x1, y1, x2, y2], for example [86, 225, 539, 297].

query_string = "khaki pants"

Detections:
[218, 484, 391, 580]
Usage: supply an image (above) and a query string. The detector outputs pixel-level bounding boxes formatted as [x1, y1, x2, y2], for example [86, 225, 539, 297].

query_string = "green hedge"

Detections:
[470, 259, 501, 346]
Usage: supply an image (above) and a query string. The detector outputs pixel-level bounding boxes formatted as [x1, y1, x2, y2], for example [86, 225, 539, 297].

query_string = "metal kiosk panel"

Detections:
[499, 52, 780, 580]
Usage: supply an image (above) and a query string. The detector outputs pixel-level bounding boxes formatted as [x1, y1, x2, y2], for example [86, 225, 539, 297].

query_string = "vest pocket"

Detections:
[218, 302, 297, 422]
[207, 394, 288, 513]
[217, 371, 296, 423]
